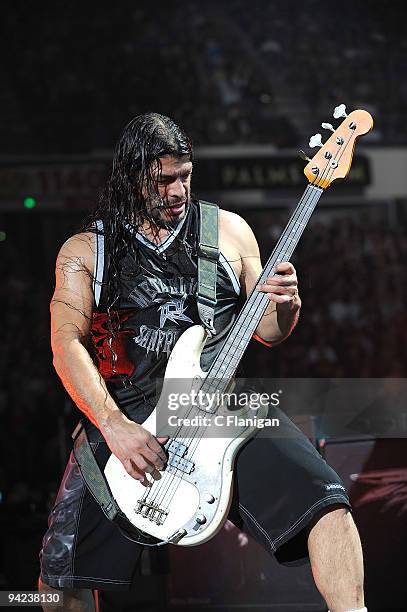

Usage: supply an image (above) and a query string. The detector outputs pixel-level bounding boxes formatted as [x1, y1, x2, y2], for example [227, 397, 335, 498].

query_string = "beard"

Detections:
[148, 195, 189, 230]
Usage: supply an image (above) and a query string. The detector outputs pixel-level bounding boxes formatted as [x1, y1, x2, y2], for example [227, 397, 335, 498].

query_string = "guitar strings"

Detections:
[141, 171, 328, 514]
[144, 185, 324, 519]
[141, 180, 326, 512]
[141, 182, 323, 512]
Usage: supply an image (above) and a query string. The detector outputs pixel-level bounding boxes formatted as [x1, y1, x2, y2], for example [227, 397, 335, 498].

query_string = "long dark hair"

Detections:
[80, 112, 193, 316]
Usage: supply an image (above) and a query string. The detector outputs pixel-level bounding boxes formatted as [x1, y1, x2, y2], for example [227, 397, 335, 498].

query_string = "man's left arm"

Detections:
[255, 260, 301, 344]
[231, 213, 301, 345]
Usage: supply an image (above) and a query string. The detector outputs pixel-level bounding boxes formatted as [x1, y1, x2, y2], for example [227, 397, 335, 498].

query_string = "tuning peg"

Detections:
[333, 104, 348, 119]
[309, 133, 323, 148]
[321, 122, 335, 132]
[299, 150, 311, 162]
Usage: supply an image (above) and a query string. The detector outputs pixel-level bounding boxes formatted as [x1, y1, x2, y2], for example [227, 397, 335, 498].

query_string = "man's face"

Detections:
[149, 154, 193, 225]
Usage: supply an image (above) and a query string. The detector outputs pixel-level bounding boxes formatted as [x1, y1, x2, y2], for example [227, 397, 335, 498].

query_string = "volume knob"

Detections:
[196, 514, 207, 525]
[203, 493, 215, 504]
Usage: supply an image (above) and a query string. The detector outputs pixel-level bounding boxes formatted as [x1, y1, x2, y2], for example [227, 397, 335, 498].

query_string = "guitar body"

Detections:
[104, 325, 267, 546]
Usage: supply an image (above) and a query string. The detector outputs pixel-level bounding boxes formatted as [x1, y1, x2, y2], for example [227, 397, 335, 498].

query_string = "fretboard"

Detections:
[201, 183, 323, 399]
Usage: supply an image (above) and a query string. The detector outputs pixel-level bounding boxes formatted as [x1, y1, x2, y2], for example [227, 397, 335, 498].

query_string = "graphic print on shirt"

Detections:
[128, 275, 196, 308]
[129, 275, 196, 358]
[91, 310, 137, 379]
[133, 325, 178, 358]
[158, 297, 193, 327]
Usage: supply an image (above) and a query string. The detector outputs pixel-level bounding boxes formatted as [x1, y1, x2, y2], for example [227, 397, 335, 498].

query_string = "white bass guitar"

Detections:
[104, 107, 373, 546]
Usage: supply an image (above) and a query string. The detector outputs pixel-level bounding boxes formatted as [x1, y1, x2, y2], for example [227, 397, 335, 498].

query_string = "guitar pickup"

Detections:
[167, 454, 195, 474]
[167, 440, 188, 457]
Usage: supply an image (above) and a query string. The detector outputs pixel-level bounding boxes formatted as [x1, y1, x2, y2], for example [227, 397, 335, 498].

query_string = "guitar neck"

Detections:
[202, 183, 323, 395]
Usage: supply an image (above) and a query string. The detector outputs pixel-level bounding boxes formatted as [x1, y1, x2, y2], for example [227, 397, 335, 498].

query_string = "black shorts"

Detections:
[39, 405, 350, 591]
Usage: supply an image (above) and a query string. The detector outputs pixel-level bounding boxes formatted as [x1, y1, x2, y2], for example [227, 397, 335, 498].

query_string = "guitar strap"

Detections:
[72, 421, 120, 521]
[72, 421, 159, 545]
[197, 200, 219, 336]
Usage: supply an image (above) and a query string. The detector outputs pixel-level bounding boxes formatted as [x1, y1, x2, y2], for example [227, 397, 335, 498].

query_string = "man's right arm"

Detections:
[51, 232, 166, 485]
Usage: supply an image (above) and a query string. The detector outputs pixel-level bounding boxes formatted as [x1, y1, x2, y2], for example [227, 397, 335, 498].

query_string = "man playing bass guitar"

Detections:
[39, 113, 365, 612]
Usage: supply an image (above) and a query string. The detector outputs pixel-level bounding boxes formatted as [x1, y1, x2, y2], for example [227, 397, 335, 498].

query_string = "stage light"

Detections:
[24, 197, 37, 209]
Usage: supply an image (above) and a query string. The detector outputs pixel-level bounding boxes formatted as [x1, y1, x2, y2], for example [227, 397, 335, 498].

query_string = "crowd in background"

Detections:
[0, 0, 405, 153]
[255, 213, 407, 378]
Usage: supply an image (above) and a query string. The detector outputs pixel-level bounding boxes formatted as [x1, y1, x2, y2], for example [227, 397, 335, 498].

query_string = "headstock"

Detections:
[303, 105, 374, 189]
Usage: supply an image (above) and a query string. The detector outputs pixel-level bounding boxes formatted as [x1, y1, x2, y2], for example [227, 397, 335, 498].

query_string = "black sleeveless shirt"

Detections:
[89, 201, 241, 423]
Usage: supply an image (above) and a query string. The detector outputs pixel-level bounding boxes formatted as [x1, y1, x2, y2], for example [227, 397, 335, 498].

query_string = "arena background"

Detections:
[0, 1, 406, 611]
